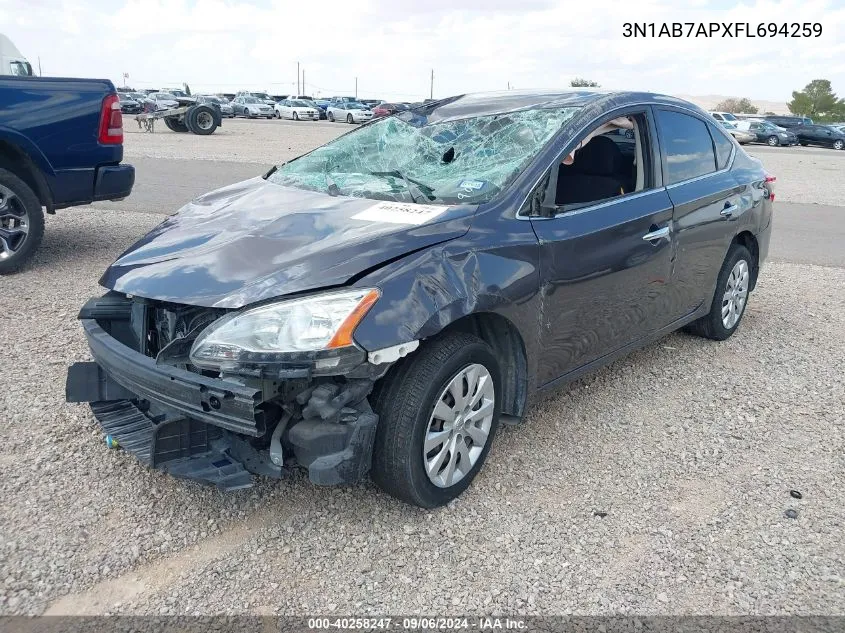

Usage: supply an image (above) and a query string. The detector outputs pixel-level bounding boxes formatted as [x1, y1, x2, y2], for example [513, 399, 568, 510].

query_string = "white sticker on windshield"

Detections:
[351, 201, 448, 226]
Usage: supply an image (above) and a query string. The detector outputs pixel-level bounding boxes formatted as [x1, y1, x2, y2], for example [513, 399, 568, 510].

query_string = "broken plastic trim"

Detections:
[367, 340, 420, 365]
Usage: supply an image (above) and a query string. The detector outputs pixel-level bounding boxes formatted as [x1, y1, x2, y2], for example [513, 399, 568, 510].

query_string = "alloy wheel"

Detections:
[721, 259, 749, 329]
[423, 363, 495, 488]
[0, 184, 29, 261]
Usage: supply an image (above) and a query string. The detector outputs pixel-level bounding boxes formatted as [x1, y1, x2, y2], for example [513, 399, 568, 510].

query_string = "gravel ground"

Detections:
[1, 120, 843, 617]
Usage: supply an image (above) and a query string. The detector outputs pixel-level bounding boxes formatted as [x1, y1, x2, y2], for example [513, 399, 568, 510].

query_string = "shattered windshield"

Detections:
[268, 106, 579, 205]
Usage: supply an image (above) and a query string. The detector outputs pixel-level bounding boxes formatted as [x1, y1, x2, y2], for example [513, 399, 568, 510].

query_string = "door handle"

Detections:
[721, 202, 738, 217]
[642, 226, 670, 242]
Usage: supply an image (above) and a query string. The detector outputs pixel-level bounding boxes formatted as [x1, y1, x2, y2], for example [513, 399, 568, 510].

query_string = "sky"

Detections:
[3, 0, 844, 103]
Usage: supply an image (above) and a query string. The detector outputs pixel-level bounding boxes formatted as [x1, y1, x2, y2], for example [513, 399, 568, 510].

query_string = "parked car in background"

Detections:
[117, 92, 143, 114]
[764, 115, 813, 128]
[196, 94, 234, 118]
[236, 91, 276, 106]
[1, 33, 33, 76]
[736, 120, 798, 146]
[372, 102, 410, 117]
[327, 101, 373, 123]
[718, 121, 754, 144]
[709, 111, 740, 123]
[231, 96, 274, 119]
[0, 75, 134, 272]
[792, 124, 845, 150]
[65, 90, 773, 507]
[274, 99, 320, 121]
[329, 96, 357, 103]
[170, 89, 189, 98]
[144, 92, 180, 110]
[314, 99, 331, 119]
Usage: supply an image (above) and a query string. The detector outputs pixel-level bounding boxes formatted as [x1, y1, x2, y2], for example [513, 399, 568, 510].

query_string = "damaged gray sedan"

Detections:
[66, 90, 774, 507]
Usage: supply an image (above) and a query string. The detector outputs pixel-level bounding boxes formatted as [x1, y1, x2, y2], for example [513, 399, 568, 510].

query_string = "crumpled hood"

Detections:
[100, 177, 474, 308]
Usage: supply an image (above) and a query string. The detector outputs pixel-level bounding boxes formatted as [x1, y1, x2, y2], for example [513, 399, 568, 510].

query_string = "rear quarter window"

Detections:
[656, 110, 718, 185]
[708, 123, 734, 170]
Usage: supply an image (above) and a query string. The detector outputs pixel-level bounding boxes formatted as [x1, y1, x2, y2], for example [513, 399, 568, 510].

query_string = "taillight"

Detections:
[98, 93, 123, 145]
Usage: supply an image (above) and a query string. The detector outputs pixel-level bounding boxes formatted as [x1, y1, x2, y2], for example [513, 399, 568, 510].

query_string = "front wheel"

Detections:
[800, 141, 809, 146]
[328, 112, 335, 122]
[0, 169, 45, 274]
[347, 114, 354, 124]
[834, 140, 844, 150]
[370, 332, 501, 508]
[767, 135, 779, 146]
[293, 111, 300, 121]
[685, 243, 753, 341]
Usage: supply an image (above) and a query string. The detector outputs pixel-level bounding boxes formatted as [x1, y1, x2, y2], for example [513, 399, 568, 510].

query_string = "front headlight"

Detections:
[189, 289, 380, 370]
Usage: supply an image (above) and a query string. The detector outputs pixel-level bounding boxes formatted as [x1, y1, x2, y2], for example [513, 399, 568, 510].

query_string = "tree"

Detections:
[714, 97, 758, 114]
[787, 79, 845, 119]
[571, 77, 600, 87]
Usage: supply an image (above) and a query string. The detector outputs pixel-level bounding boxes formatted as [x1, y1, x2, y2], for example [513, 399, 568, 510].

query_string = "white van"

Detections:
[0, 33, 33, 76]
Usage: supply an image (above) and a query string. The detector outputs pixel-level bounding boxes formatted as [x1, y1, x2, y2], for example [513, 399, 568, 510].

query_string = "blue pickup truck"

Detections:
[0, 76, 135, 273]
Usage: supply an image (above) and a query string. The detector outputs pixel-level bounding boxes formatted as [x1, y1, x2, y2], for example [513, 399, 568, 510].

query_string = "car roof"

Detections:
[420, 89, 708, 121]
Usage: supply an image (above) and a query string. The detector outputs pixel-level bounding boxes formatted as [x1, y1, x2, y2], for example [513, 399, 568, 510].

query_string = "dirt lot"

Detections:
[1, 118, 843, 617]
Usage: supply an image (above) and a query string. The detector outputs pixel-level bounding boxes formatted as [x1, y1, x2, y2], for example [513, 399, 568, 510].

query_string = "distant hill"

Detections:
[677, 94, 789, 115]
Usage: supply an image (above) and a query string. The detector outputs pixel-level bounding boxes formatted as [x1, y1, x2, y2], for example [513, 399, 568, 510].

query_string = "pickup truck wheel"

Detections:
[0, 170, 44, 274]
[186, 105, 218, 135]
[685, 243, 752, 341]
[370, 332, 501, 508]
[164, 117, 189, 133]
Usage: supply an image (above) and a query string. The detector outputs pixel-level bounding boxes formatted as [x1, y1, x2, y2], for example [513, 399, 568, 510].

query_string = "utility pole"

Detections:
[297, 61, 300, 96]
[37, 56, 42, 76]
[302, 69, 305, 95]
[430, 69, 434, 99]
[355, 77, 358, 98]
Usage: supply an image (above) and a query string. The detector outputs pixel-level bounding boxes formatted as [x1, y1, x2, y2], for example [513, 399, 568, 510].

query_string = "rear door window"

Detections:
[655, 110, 718, 185]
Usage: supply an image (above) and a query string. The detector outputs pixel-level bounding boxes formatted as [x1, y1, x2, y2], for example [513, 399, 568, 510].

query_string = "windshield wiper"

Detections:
[366, 170, 435, 203]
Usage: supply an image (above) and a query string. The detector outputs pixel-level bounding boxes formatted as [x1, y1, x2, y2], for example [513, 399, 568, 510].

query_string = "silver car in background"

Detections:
[231, 96, 274, 119]
[326, 101, 373, 124]
[196, 95, 234, 118]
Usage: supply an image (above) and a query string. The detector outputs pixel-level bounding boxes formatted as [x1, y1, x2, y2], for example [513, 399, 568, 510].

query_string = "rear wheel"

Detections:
[800, 141, 809, 146]
[370, 332, 501, 508]
[767, 135, 779, 146]
[164, 117, 189, 133]
[185, 105, 218, 135]
[834, 140, 844, 150]
[685, 244, 752, 341]
[0, 169, 44, 274]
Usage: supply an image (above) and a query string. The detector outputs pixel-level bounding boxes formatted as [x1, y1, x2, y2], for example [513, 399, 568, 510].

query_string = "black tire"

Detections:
[328, 111, 335, 122]
[347, 114, 354, 124]
[767, 135, 779, 146]
[185, 105, 218, 135]
[164, 117, 189, 133]
[685, 243, 753, 341]
[274, 110, 281, 119]
[834, 140, 844, 150]
[293, 111, 299, 121]
[370, 332, 502, 508]
[0, 168, 45, 274]
[800, 141, 808, 146]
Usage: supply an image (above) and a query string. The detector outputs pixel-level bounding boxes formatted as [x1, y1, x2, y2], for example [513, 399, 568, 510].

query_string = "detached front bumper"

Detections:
[65, 297, 379, 491]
